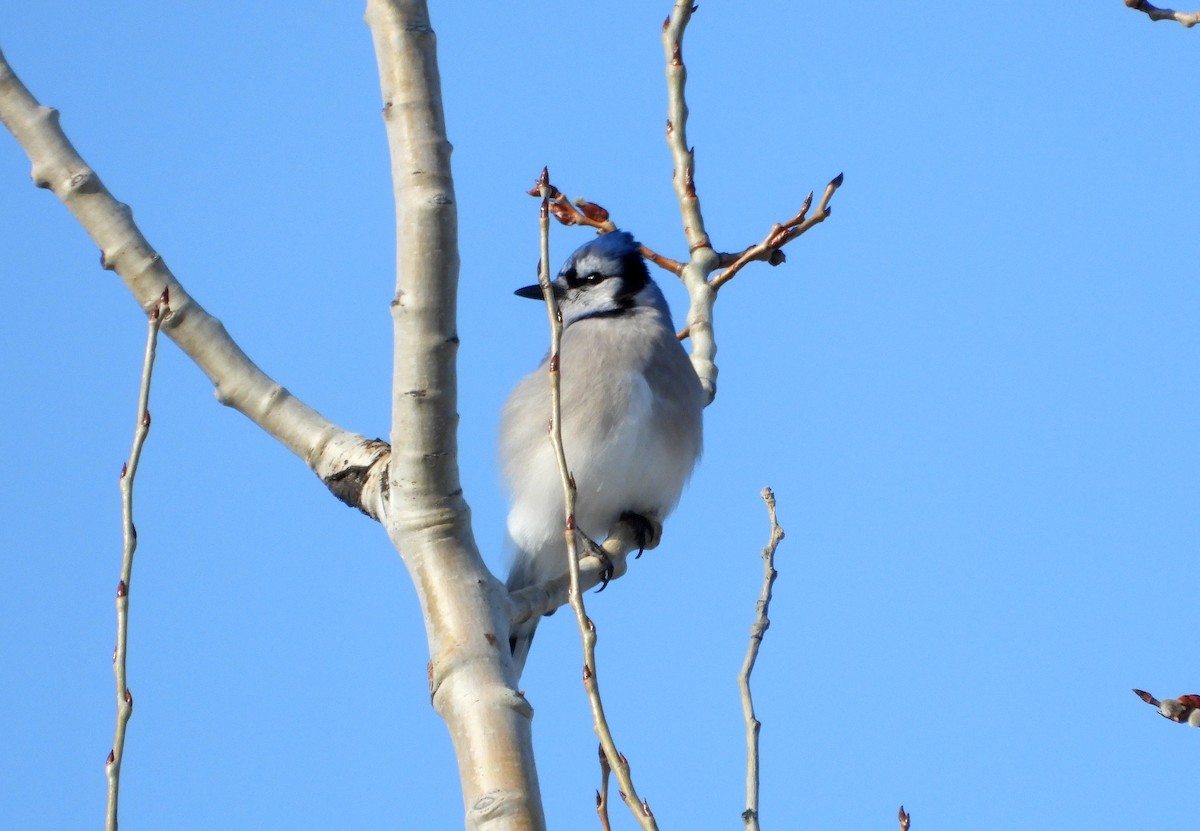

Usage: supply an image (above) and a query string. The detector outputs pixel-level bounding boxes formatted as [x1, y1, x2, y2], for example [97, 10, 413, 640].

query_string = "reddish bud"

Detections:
[1133, 688, 1157, 705]
[642, 799, 653, 817]
[106, 750, 115, 766]
[566, 514, 576, 530]
[583, 665, 592, 681]
[671, 45, 682, 66]
[117, 580, 127, 598]
[575, 200, 609, 223]
[550, 201, 578, 226]
[538, 166, 550, 187]
[549, 354, 559, 373]
[662, 15, 669, 30]
[142, 409, 151, 427]
[595, 791, 602, 807]
[120, 462, 128, 480]
[125, 689, 133, 706]
[831, 171, 845, 188]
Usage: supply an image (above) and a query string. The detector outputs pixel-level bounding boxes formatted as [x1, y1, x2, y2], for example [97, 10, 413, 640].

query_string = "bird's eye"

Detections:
[583, 271, 603, 283]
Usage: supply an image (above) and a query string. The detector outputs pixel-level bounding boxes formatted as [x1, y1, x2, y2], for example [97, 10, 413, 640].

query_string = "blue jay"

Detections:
[501, 231, 705, 676]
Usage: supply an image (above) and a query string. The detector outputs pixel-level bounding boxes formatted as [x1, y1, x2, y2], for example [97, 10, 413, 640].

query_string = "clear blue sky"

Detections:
[2, 4, 1196, 829]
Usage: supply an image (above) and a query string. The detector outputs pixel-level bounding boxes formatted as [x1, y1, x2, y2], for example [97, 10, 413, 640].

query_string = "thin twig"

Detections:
[526, 175, 682, 275]
[105, 288, 169, 831]
[662, 2, 720, 403]
[596, 743, 613, 831]
[536, 168, 658, 831]
[1123, 0, 1200, 26]
[677, 174, 842, 341]
[739, 487, 785, 831]
[660, 5, 841, 395]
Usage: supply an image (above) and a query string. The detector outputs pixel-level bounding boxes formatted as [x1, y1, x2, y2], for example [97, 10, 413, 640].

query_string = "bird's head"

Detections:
[515, 231, 670, 328]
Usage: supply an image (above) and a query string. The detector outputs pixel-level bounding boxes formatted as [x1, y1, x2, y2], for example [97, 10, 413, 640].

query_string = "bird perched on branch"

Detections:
[501, 230, 705, 676]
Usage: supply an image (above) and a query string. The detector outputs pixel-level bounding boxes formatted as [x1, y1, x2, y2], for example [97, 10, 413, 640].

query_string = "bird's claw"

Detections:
[578, 532, 615, 591]
[619, 511, 660, 559]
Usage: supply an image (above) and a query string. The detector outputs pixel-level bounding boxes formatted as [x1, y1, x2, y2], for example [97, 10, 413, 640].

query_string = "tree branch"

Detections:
[0, 47, 389, 520]
[739, 487, 784, 831]
[1123, 0, 1200, 26]
[105, 291, 168, 831]
[535, 170, 658, 831]
[366, 3, 544, 829]
[662, 5, 839, 403]
[662, 3, 721, 403]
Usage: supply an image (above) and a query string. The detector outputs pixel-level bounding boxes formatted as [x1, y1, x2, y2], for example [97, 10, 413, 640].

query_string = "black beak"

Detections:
[515, 283, 554, 300]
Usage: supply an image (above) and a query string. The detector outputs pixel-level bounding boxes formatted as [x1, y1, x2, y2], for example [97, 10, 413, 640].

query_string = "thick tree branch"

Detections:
[1123, 0, 1200, 26]
[366, 3, 543, 829]
[0, 47, 389, 520]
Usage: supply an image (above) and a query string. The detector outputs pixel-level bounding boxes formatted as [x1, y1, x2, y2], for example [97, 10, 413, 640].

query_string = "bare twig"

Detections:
[105, 289, 169, 831]
[898, 805, 912, 830]
[739, 487, 785, 831]
[536, 168, 658, 831]
[678, 174, 842, 341]
[596, 743, 613, 831]
[0, 47, 389, 518]
[527, 175, 682, 275]
[709, 174, 843, 294]
[1123, 0, 1200, 26]
[1132, 688, 1200, 725]
[661, 4, 840, 399]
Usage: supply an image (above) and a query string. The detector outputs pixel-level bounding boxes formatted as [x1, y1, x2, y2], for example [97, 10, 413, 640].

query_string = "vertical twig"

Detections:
[105, 288, 169, 831]
[739, 487, 785, 831]
[596, 743, 613, 831]
[535, 168, 658, 830]
[662, 3, 721, 403]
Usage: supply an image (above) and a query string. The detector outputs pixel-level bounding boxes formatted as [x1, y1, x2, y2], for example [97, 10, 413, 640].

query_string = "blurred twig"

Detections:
[1132, 688, 1200, 726]
[1123, 0, 1200, 26]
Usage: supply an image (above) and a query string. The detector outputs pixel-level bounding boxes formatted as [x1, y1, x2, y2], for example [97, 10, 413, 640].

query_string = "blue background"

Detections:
[2, 4, 1196, 829]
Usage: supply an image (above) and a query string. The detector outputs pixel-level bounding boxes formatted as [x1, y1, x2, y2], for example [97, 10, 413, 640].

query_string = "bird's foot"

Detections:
[576, 531, 615, 591]
[619, 511, 662, 558]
